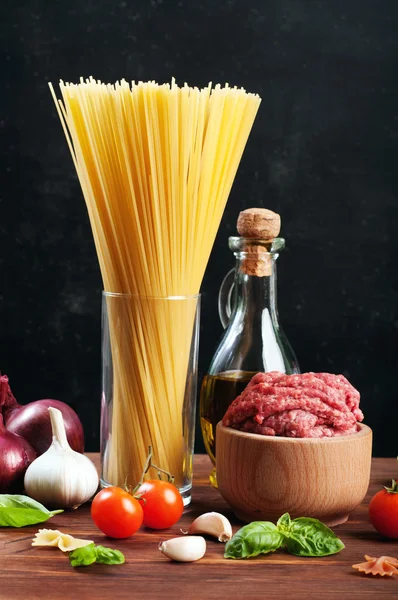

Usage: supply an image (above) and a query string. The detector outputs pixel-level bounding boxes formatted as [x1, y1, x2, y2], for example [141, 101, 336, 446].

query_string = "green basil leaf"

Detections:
[276, 512, 291, 535]
[286, 517, 345, 557]
[0, 494, 63, 527]
[69, 543, 97, 567]
[95, 545, 125, 565]
[69, 544, 125, 568]
[0, 494, 54, 512]
[224, 521, 284, 559]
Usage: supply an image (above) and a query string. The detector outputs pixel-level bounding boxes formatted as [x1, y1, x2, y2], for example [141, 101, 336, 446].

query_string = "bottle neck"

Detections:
[232, 255, 278, 322]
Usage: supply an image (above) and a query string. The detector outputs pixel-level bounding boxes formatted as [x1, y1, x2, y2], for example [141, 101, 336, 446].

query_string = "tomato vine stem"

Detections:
[131, 446, 174, 495]
[383, 479, 398, 494]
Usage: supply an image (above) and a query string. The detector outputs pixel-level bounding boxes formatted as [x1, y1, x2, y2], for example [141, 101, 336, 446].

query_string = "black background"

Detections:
[1, 1, 397, 456]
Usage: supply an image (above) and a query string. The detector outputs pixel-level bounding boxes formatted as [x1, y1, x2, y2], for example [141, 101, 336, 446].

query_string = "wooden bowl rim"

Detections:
[216, 422, 372, 444]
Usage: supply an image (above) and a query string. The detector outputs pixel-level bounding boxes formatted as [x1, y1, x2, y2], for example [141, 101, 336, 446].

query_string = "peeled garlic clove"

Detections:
[187, 512, 232, 542]
[158, 536, 206, 562]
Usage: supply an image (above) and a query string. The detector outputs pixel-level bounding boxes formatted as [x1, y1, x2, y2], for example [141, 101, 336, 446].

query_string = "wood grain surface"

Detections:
[1, 455, 397, 600]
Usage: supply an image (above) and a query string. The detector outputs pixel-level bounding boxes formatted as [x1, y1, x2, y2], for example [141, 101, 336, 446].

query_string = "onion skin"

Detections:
[0, 414, 37, 493]
[4, 400, 85, 456]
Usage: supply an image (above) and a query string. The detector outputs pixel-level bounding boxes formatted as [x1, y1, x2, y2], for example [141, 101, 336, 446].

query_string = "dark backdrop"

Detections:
[1, 1, 397, 456]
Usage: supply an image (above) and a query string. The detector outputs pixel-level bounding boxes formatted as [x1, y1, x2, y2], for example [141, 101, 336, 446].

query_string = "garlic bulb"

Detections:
[24, 407, 99, 509]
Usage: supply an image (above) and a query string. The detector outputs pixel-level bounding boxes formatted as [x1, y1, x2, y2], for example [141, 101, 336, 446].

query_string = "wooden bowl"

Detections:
[216, 422, 372, 527]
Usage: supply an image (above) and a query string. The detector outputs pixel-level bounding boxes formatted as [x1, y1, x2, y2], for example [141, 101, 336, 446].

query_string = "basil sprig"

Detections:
[225, 512, 344, 559]
[69, 543, 125, 567]
[0, 494, 63, 527]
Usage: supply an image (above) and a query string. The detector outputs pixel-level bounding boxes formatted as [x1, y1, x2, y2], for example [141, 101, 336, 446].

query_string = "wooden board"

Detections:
[1, 455, 397, 599]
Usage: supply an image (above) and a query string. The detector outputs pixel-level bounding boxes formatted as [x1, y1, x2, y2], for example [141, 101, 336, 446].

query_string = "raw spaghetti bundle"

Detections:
[50, 78, 261, 489]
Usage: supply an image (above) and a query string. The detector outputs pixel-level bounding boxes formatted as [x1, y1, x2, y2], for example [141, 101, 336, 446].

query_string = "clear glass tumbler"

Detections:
[101, 292, 200, 506]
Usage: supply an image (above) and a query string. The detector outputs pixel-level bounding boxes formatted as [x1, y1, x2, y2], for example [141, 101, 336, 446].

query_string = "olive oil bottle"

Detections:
[200, 229, 299, 488]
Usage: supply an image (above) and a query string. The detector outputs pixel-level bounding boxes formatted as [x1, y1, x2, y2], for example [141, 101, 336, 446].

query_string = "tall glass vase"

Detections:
[101, 292, 200, 506]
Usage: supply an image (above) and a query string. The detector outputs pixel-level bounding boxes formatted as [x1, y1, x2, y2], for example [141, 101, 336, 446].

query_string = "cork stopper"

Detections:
[237, 208, 281, 239]
[237, 208, 281, 277]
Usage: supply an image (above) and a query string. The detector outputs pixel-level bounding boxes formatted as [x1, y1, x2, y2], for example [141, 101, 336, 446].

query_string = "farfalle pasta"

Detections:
[352, 555, 398, 577]
[32, 529, 93, 552]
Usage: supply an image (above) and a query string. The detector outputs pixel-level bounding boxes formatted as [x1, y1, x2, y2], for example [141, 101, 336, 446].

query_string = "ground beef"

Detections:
[222, 371, 363, 438]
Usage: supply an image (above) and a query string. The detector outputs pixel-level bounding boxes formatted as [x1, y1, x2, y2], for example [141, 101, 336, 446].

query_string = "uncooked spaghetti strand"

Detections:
[191, 91, 248, 283]
[53, 85, 120, 292]
[61, 85, 128, 290]
[199, 95, 261, 284]
[122, 86, 155, 296]
[191, 92, 261, 291]
[147, 85, 173, 295]
[185, 86, 210, 293]
[112, 86, 148, 293]
[76, 82, 134, 293]
[166, 82, 179, 293]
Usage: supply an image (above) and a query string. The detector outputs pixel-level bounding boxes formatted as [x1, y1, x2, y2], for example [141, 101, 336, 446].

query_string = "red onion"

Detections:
[0, 375, 84, 455]
[4, 399, 85, 456]
[0, 413, 37, 493]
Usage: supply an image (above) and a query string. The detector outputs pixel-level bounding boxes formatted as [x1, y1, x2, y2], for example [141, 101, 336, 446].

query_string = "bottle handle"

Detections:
[218, 268, 235, 328]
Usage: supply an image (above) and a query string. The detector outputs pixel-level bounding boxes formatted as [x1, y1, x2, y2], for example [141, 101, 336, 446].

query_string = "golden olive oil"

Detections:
[199, 370, 256, 486]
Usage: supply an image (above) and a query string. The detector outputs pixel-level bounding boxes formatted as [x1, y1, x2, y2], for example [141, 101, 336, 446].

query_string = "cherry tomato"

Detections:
[91, 486, 144, 538]
[369, 480, 398, 539]
[137, 480, 184, 529]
